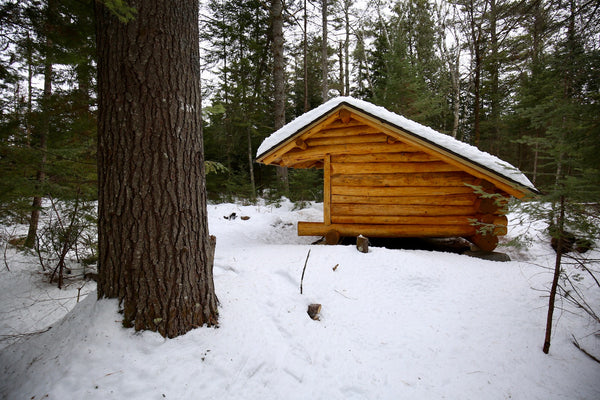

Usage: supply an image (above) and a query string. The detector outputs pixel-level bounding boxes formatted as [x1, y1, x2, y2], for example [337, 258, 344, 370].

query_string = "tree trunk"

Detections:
[321, 0, 328, 102]
[344, 0, 350, 96]
[338, 42, 345, 96]
[543, 195, 565, 353]
[303, 0, 309, 112]
[95, 0, 218, 338]
[25, 13, 53, 249]
[473, 30, 482, 147]
[271, 0, 288, 188]
[488, 0, 500, 154]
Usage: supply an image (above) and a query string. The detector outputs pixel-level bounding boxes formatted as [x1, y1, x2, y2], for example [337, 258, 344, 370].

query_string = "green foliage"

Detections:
[0, 0, 97, 221]
[34, 197, 97, 288]
[288, 168, 323, 204]
[100, 0, 137, 22]
[205, 161, 227, 175]
[365, 0, 451, 131]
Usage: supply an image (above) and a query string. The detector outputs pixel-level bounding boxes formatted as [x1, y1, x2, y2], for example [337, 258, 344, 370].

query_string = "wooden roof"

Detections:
[256, 97, 538, 199]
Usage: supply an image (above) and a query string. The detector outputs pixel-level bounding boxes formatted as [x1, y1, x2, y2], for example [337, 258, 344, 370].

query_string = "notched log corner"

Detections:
[307, 303, 322, 320]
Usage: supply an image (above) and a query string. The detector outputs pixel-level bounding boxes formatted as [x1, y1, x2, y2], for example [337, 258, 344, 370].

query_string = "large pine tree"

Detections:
[95, 0, 218, 338]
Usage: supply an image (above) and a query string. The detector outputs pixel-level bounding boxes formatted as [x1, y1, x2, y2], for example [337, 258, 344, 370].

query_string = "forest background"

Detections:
[0, 0, 599, 243]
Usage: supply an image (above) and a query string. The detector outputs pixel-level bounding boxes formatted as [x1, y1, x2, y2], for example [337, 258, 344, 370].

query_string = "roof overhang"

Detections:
[257, 99, 540, 199]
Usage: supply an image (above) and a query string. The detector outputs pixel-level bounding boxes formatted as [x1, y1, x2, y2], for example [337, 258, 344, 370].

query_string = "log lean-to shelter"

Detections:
[256, 97, 539, 252]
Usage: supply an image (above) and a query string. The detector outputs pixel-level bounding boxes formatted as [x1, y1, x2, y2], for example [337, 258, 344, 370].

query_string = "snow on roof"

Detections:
[257, 96, 537, 193]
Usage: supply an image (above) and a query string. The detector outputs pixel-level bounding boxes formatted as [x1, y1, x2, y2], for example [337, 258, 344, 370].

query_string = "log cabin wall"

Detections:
[264, 109, 511, 251]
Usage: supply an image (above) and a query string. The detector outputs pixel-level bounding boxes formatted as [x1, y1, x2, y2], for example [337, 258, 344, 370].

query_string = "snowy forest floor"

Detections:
[1, 199, 599, 399]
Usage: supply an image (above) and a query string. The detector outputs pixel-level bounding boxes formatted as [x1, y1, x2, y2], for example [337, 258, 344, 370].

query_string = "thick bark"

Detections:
[95, 0, 218, 338]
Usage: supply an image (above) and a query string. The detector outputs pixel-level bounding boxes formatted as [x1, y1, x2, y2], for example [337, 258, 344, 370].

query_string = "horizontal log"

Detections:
[477, 214, 508, 236]
[475, 196, 509, 215]
[298, 221, 477, 238]
[280, 142, 418, 166]
[331, 203, 476, 216]
[331, 161, 462, 175]
[311, 125, 381, 138]
[332, 185, 475, 197]
[346, 111, 534, 199]
[257, 112, 342, 165]
[332, 152, 435, 163]
[332, 215, 474, 225]
[331, 194, 477, 206]
[331, 172, 477, 187]
[306, 134, 388, 147]
[288, 160, 323, 169]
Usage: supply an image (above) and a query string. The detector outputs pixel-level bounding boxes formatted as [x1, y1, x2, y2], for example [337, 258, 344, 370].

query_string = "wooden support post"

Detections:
[325, 229, 340, 245]
[324, 154, 331, 225]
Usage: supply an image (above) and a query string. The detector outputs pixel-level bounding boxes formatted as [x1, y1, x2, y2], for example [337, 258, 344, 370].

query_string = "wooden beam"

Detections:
[324, 119, 366, 129]
[332, 152, 436, 163]
[306, 133, 388, 147]
[311, 125, 380, 138]
[347, 110, 533, 198]
[332, 215, 474, 225]
[257, 111, 343, 165]
[286, 160, 323, 169]
[298, 221, 477, 237]
[332, 185, 475, 197]
[331, 194, 477, 206]
[477, 214, 508, 235]
[331, 172, 477, 187]
[331, 203, 476, 217]
[324, 154, 331, 225]
[280, 142, 417, 166]
[475, 197, 509, 215]
[331, 161, 462, 175]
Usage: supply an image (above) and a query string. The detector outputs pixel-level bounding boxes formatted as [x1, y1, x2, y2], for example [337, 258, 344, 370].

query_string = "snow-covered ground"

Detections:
[1, 200, 599, 399]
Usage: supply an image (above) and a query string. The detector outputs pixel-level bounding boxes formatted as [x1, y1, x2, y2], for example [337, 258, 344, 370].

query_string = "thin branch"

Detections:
[300, 249, 311, 295]
[572, 335, 600, 364]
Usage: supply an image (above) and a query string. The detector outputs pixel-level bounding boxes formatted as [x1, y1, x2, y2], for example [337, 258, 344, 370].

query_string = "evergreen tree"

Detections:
[366, 0, 450, 130]
[509, 0, 600, 353]
[96, 0, 218, 338]
[201, 0, 274, 199]
[0, 0, 96, 231]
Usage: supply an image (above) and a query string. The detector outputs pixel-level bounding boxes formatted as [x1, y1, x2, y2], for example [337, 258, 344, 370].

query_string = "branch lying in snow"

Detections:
[300, 249, 311, 295]
[572, 335, 600, 364]
[0, 326, 52, 343]
[334, 289, 357, 300]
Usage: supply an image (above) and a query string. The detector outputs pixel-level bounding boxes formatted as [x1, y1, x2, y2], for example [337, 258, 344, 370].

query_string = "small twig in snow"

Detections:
[572, 335, 600, 364]
[334, 289, 357, 300]
[300, 249, 311, 295]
